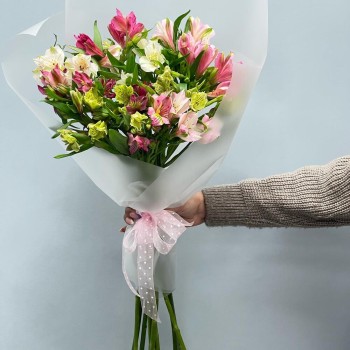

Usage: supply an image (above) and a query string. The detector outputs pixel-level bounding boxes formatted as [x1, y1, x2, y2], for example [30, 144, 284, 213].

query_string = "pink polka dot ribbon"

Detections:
[122, 210, 192, 321]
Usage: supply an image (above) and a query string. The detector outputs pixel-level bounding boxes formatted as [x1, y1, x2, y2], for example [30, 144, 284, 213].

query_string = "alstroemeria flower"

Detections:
[65, 54, 98, 77]
[170, 91, 190, 116]
[139, 40, 166, 72]
[196, 45, 218, 77]
[213, 52, 234, 84]
[126, 85, 148, 114]
[33, 46, 65, 82]
[153, 19, 175, 50]
[75, 34, 104, 57]
[189, 17, 215, 44]
[208, 80, 231, 98]
[130, 112, 149, 133]
[100, 78, 116, 98]
[176, 111, 202, 142]
[116, 72, 133, 86]
[41, 65, 71, 89]
[148, 93, 172, 126]
[58, 129, 80, 152]
[178, 33, 197, 64]
[100, 44, 123, 68]
[108, 9, 144, 48]
[128, 133, 151, 154]
[199, 115, 222, 144]
[127, 95, 148, 114]
[88, 120, 108, 141]
[72, 71, 93, 93]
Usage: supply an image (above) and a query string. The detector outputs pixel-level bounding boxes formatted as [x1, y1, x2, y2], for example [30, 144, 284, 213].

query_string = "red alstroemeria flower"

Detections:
[75, 34, 104, 57]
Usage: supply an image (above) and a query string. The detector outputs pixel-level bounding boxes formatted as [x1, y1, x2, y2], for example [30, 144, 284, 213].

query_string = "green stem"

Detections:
[150, 319, 157, 349]
[168, 294, 178, 350]
[164, 294, 187, 350]
[132, 296, 142, 350]
[139, 313, 148, 350]
[148, 316, 152, 348]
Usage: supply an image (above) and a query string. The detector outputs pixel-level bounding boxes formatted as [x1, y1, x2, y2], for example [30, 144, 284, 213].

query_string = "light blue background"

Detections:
[1, 1, 350, 349]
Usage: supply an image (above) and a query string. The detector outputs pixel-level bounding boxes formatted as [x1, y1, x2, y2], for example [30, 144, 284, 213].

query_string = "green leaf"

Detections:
[45, 88, 70, 102]
[173, 10, 191, 47]
[45, 101, 73, 114]
[98, 70, 120, 79]
[184, 17, 191, 33]
[190, 50, 205, 78]
[106, 51, 126, 69]
[108, 129, 129, 155]
[71, 132, 91, 144]
[171, 54, 189, 66]
[126, 53, 136, 73]
[94, 140, 119, 154]
[132, 64, 139, 84]
[54, 152, 76, 159]
[94, 20, 103, 51]
[54, 144, 93, 159]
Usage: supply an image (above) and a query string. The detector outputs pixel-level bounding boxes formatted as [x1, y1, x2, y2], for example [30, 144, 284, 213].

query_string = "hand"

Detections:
[120, 192, 206, 232]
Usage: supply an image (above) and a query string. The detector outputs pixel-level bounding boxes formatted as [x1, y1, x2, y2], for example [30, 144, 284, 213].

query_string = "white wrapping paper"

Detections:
[2, 0, 268, 314]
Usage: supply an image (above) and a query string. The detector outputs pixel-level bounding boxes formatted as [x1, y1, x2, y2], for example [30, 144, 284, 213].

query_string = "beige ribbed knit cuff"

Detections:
[202, 185, 247, 226]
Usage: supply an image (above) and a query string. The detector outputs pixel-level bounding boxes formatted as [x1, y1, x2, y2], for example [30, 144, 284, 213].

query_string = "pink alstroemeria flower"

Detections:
[170, 91, 190, 116]
[128, 133, 151, 154]
[148, 94, 173, 126]
[178, 33, 197, 64]
[108, 9, 144, 48]
[37, 85, 46, 95]
[199, 115, 222, 144]
[153, 19, 175, 50]
[100, 44, 122, 68]
[72, 71, 93, 93]
[196, 44, 218, 77]
[41, 65, 70, 89]
[213, 52, 233, 84]
[176, 111, 202, 142]
[189, 17, 215, 43]
[208, 81, 231, 98]
[75, 34, 104, 57]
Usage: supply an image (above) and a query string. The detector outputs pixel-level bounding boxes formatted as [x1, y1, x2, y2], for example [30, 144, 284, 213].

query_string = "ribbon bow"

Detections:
[122, 210, 191, 321]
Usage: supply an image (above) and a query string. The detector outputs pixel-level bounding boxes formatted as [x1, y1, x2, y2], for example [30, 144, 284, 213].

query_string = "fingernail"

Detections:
[126, 218, 134, 225]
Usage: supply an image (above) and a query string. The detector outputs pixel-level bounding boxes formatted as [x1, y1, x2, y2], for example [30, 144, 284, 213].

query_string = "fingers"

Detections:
[121, 207, 142, 233]
[124, 207, 140, 225]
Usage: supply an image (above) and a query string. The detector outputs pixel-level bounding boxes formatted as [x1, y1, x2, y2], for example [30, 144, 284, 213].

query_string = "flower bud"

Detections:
[70, 90, 83, 113]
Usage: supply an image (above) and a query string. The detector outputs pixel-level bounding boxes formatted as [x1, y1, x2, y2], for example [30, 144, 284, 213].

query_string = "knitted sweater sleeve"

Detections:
[202, 156, 350, 228]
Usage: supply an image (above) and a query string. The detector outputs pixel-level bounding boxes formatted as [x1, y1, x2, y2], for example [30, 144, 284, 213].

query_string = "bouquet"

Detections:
[32, 9, 233, 349]
[33, 10, 232, 167]
[2, 0, 267, 348]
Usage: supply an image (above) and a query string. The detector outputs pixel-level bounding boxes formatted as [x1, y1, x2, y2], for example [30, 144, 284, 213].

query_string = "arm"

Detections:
[123, 156, 350, 229]
[203, 156, 350, 227]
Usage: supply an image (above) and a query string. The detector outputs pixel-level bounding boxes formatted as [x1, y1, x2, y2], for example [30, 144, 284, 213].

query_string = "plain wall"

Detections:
[1, 1, 350, 349]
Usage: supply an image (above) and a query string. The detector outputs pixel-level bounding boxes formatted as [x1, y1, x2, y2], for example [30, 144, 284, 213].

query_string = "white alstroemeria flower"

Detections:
[33, 46, 65, 82]
[116, 71, 133, 85]
[139, 40, 165, 72]
[65, 54, 98, 77]
[137, 38, 148, 49]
